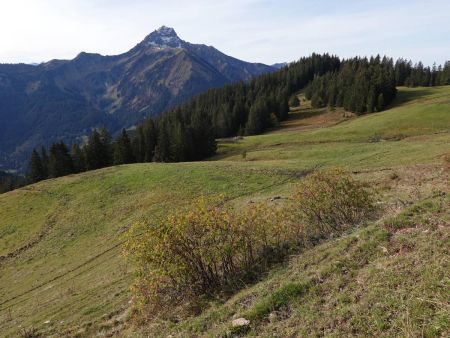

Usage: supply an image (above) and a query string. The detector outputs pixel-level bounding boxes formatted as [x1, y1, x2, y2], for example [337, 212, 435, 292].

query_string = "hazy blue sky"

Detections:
[1, 0, 449, 65]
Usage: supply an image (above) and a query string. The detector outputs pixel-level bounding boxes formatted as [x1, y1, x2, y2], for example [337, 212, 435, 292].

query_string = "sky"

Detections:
[0, 0, 449, 66]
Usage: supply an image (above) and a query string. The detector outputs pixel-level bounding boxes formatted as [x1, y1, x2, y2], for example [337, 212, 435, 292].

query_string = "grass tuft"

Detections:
[247, 281, 311, 321]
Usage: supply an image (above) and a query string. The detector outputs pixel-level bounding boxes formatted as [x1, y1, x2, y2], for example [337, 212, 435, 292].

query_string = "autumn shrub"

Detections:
[292, 169, 375, 237]
[124, 196, 301, 317]
[125, 169, 376, 318]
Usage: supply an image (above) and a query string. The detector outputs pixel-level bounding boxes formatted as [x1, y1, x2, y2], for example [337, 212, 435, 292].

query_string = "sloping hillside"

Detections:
[0, 87, 448, 337]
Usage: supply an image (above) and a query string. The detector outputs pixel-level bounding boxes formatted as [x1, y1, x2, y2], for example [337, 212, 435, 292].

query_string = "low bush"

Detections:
[124, 196, 301, 317]
[293, 169, 375, 236]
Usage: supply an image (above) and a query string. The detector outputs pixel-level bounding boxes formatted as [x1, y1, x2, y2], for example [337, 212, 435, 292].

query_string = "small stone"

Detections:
[232, 318, 250, 327]
[268, 312, 278, 323]
[44, 320, 51, 324]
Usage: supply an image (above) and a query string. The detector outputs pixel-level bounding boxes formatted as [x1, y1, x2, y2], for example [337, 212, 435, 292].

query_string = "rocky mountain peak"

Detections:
[156, 26, 177, 37]
[142, 26, 184, 49]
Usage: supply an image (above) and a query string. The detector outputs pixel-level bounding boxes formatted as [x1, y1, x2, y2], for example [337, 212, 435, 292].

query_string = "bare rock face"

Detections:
[0, 26, 274, 171]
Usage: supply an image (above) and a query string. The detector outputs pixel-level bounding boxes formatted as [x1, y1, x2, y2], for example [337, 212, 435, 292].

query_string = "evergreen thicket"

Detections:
[25, 54, 450, 186]
[305, 57, 449, 114]
[395, 59, 450, 87]
[0, 171, 25, 193]
[305, 56, 397, 114]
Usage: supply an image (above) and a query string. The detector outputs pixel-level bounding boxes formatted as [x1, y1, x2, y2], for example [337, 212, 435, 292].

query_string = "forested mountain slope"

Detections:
[0, 26, 273, 171]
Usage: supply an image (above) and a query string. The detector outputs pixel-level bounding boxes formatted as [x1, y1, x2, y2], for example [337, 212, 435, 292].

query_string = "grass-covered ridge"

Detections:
[0, 86, 448, 337]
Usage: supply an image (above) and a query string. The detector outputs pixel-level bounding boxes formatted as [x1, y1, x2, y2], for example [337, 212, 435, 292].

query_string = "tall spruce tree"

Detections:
[113, 129, 135, 165]
[99, 127, 113, 166]
[48, 142, 73, 178]
[154, 119, 171, 162]
[85, 129, 111, 170]
[143, 119, 157, 162]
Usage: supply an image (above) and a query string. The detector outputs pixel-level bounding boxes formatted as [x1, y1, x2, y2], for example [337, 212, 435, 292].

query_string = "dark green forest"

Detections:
[17, 54, 450, 189]
[0, 171, 25, 193]
[305, 57, 450, 113]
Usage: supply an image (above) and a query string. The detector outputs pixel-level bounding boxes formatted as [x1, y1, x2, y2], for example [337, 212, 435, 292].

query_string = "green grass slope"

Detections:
[0, 164, 291, 337]
[0, 86, 449, 337]
[215, 86, 450, 169]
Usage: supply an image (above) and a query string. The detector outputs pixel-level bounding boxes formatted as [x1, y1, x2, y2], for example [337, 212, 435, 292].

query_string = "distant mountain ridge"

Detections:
[0, 26, 274, 171]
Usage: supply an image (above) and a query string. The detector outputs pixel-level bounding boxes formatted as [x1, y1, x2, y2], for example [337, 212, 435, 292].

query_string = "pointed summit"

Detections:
[142, 26, 184, 49]
[156, 26, 177, 37]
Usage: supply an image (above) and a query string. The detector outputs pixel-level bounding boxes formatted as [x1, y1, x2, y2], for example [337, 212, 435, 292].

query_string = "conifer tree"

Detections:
[377, 93, 385, 111]
[154, 120, 171, 162]
[85, 129, 110, 170]
[245, 98, 269, 135]
[143, 119, 157, 162]
[113, 129, 135, 165]
[99, 127, 113, 166]
[27, 149, 46, 183]
[72, 143, 86, 173]
[48, 142, 73, 178]
[289, 94, 300, 107]
[40, 146, 49, 179]
[190, 109, 216, 160]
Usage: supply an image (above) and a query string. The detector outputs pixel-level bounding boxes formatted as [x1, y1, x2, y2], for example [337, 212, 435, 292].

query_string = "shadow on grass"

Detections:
[389, 88, 431, 107]
[273, 108, 328, 132]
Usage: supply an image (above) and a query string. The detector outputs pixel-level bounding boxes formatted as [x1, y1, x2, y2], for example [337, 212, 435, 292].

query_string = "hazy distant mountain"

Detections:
[0, 26, 274, 171]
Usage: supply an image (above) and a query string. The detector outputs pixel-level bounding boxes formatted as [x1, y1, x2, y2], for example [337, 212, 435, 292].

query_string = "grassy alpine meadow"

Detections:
[0, 163, 293, 337]
[214, 86, 450, 169]
[0, 86, 449, 337]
